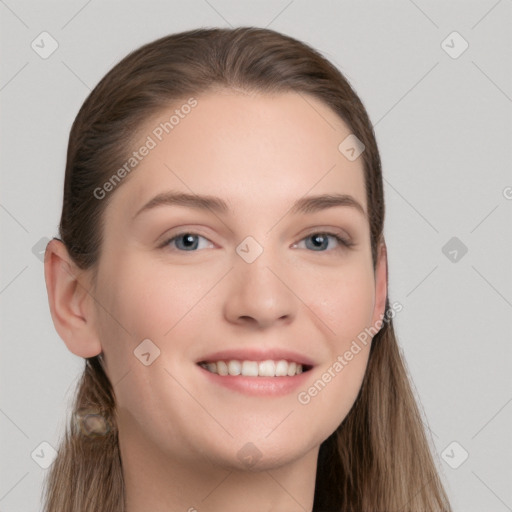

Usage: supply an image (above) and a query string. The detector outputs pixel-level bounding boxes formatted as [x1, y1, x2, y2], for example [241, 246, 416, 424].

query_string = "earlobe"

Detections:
[371, 239, 388, 329]
[44, 238, 102, 358]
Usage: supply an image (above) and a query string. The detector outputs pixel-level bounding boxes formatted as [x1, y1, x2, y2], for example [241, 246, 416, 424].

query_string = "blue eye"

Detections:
[161, 231, 353, 252]
[298, 232, 353, 252]
[164, 233, 213, 251]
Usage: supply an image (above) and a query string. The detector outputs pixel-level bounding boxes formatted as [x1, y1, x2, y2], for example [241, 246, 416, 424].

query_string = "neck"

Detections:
[119, 425, 318, 512]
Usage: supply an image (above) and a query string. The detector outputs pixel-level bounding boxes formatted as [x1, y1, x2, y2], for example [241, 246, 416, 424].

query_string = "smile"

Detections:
[198, 359, 311, 377]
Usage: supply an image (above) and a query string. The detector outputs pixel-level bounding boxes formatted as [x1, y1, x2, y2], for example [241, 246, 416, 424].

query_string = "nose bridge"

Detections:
[223, 237, 297, 327]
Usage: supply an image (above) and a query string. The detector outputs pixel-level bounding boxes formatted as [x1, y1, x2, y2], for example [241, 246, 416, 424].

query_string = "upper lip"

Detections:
[196, 347, 315, 367]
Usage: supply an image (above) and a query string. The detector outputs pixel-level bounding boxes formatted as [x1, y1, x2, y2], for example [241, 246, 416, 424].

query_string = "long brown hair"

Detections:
[43, 27, 451, 511]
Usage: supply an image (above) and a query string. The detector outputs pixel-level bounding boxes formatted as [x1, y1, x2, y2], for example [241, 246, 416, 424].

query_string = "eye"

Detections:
[161, 232, 214, 251]
[160, 230, 353, 253]
[295, 232, 353, 252]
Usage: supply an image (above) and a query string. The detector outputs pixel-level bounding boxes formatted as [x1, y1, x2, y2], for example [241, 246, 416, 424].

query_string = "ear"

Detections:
[371, 238, 388, 329]
[44, 238, 102, 358]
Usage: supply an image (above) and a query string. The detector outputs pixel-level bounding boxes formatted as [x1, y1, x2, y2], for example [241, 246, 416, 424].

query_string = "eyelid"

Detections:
[157, 231, 214, 250]
[159, 227, 355, 252]
[298, 226, 354, 244]
[302, 226, 352, 239]
[292, 230, 355, 250]
[157, 225, 217, 247]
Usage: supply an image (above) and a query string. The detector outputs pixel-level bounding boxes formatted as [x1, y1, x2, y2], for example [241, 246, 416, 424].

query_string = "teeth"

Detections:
[227, 360, 241, 376]
[275, 360, 288, 376]
[258, 360, 275, 377]
[206, 362, 217, 373]
[287, 362, 297, 376]
[217, 361, 228, 376]
[242, 360, 259, 376]
[200, 359, 305, 377]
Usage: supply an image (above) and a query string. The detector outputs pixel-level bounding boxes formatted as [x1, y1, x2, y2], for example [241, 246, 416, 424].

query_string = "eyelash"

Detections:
[160, 231, 355, 252]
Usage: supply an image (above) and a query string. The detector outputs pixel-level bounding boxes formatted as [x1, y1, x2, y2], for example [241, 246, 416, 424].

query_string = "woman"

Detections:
[43, 26, 452, 511]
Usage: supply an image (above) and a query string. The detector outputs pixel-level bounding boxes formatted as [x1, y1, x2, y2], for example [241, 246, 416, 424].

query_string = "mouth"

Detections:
[195, 348, 315, 395]
[197, 359, 313, 377]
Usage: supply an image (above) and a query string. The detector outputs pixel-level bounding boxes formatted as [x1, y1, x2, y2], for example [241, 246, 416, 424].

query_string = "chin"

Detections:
[206, 434, 321, 473]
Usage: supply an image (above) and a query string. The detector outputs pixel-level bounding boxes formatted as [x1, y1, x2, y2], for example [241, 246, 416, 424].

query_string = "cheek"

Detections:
[92, 259, 206, 431]
[311, 260, 376, 343]
[295, 262, 375, 424]
[92, 253, 226, 391]
[95, 255, 210, 343]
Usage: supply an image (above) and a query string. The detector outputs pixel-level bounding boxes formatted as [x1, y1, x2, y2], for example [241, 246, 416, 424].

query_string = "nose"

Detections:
[223, 250, 298, 329]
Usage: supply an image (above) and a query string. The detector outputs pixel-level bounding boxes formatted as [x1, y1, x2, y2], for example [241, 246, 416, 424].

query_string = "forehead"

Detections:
[105, 90, 367, 222]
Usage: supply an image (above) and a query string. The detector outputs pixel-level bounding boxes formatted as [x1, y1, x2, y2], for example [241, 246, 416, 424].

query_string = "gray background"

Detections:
[1, 1, 511, 510]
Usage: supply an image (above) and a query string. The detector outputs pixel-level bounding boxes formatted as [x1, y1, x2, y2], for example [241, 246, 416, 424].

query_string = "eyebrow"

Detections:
[133, 191, 366, 219]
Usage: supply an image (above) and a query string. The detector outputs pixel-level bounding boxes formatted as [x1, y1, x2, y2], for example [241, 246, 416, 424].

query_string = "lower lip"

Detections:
[198, 365, 312, 396]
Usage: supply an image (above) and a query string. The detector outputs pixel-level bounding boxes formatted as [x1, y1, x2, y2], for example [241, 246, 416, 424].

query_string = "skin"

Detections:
[45, 89, 387, 512]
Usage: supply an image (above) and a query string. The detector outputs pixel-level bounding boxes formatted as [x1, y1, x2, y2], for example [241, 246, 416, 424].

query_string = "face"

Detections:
[88, 90, 385, 471]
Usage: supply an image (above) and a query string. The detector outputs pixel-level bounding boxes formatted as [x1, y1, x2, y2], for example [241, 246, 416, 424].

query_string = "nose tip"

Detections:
[223, 261, 297, 329]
